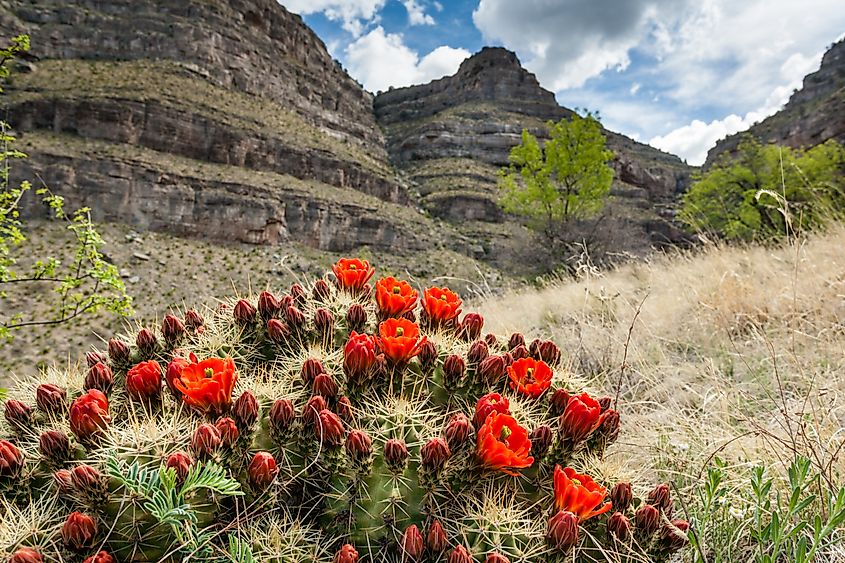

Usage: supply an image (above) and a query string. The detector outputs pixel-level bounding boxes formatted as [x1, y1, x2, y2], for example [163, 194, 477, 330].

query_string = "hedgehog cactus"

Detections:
[0, 258, 689, 562]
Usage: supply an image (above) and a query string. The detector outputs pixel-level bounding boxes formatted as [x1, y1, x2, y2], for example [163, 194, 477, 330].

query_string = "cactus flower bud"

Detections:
[346, 303, 367, 332]
[86, 351, 106, 368]
[135, 328, 158, 353]
[285, 305, 306, 331]
[303, 395, 327, 427]
[161, 314, 185, 344]
[442, 354, 466, 389]
[467, 340, 489, 365]
[598, 396, 612, 411]
[508, 332, 525, 350]
[510, 344, 529, 360]
[485, 553, 510, 563]
[660, 519, 690, 551]
[647, 483, 672, 511]
[191, 423, 221, 458]
[448, 545, 472, 563]
[457, 313, 484, 341]
[313, 279, 332, 302]
[599, 409, 621, 444]
[36, 383, 67, 414]
[258, 291, 281, 320]
[39, 430, 71, 464]
[290, 283, 307, 306]
[70, 464, 106, 497]
[546, 510, 579, 552]
[314, 307, 335, 336]
[233, 299, 257, 324]
[270, 399, 296, 434]
[421, 437, 451, 472]
[301, 358, 325, 385]
[69, 390, 110, 440]
[84, 362, 114, 394]
[536, 340, 561, 367]
[185, 309, 204, 330]
[267, 318, 291, 343]
[444, 413, 470, 449]
[473, 393, 510, 429]
[233, 390, 259, 430]
[0, 439, 24, 478]
[400, 524, 424, 561]
[345, 429, 373, 462]
[550, 388, 571, 415]
[477, 354, 506, 384]
[54, 469, 74, 494]
[215, 417, 240, 447]
[418, 340, 438, 372]
[9, 547, 43, 563]
[528, 338, 541, 357]
[4, 399, 32, 428]
[336, 395, 353, 421]
[343, 332, 377, 383]
[384, 438, 409, 473]
[427, 519, 448, 553]
[313, 373, 339, 398]
[607, 511, 632, 541]
[83, 551, 115, 563]
[165, 355, 192, 398]
[315, 409, 345, 446]
[529, 425, 553, 458]
[634, 504, 661, 537]
[333, 544, 358, 563]
[107, 338, 130, 364]
[61, 512, 97, 550]
[611, 482, 633, 512]
[125, 360, 162, 401]
[166, 451, 193, 482]
[248, 451, 278, 489]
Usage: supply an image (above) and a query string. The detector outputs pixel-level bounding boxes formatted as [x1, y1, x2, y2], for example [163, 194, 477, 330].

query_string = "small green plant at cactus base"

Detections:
[0, 258, 690, 562]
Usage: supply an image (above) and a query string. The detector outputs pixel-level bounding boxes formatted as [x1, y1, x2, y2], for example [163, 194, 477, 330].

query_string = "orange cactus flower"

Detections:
[172, 356, 238, 415]
[376, 318, 427, 364]
[553, 465, 612, 521]
[476, 411, 534, 475]
[375, 277, 418, 317]
[561, 392, 606, 443]
[332, 258, 374, 291]
[507, 357, 554, 398]
[422, 287, 462, 325]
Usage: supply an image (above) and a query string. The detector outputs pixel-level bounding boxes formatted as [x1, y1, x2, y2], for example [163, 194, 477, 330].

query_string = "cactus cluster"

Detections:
[0, 258, 689, 562]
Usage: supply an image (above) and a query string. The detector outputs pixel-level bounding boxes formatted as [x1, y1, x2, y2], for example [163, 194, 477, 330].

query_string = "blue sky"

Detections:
[281, 0, 845, 165]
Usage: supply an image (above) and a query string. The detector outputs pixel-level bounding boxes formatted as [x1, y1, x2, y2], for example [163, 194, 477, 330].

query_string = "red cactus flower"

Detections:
[553, 466, 612, 521]
[61, 511, 97, 550]
[126, 360, 162, 401]
[560, 392, 606, 443]
[476, 412, 533, 475]
[0, 439, 24, 478]
[550, 388, 571, 415]
[70, 464, 105, 497]
[376, 318, 427, 364]
[313, 279, 331, 301]
[248, 451, 278, 489]
[343, 331, 378, 382]
[166, 451, 193, 482]
[507, 357, 553, 398]
[171, 356, 238, 415]
[332, 258, 375, 291]
[334, 544, 359, 563]
[376, 277, 418, 317]
[315, 409, 345, 446]
[546, 510, 579, 551]
[69, 390, 110, 440]
[473, 393, 510, 429]
[314, 308, 335, 336]
[422, 287, 462, 326]
[83, 551, 115, 563]
[9, 547, 43, 563]
[400, 524, 424, 561]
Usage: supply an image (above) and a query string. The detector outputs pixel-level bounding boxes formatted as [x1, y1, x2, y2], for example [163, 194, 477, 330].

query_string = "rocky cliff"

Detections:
[705, 37, 845, 167]
[375, 47, 692, 257]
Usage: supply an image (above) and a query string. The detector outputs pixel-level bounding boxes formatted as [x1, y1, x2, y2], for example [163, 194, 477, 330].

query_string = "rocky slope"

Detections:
[705, 37, 845, 167]
[375, 47, 693, 257]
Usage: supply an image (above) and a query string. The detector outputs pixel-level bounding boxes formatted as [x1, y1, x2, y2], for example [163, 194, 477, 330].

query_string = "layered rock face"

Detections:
[706, 38, 845, 167]
[375, 47, 692, 255]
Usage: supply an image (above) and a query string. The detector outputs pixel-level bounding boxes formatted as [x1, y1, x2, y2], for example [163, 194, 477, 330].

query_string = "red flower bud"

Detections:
[290, 283, 307, 306]
[343, 332, 377, 384]
[346, 303, 367, 332]
[107, 338, 131, 364]
[536, 340, 561, 367]
[467, 340, 489, 365]
[418, 340, 438, 372]
[313, 279, 332, 302]
[660, 519, 690, 551]
[185, 309, 204, 330]
[635, 504, 661, 537]
[83, 551, 115, 563]
[599, 409, 621, 444]
[70, 464, 105, 497]
[233, 390, 259, 430]
[315, 409, 345, 446]
[508, 332, 525, 350]
[611, 482, 633, 512]
[530, 425, 553, 458]
[333, 544, 359, 563]
[313, 373, 339, 398]
[69, 390, 110, 440]
[135, 328, 158, 353]
[36, 383, 67, 414]
[345, 429, 373, 462]
[487, 333, 500, 348]
[61, 512, 97, 550]
[427, 519, 448, 553]
[0, 439, 24, 478]
[444, 413, 471, 449]
[400, 524, 424, 561]
[166, 451, 193, 482]
[84, 362, 114, 394]
[473, 393, 510, 429]
[421, 437, 451, 471]
[4, 399, 32, 428]
[485, 553, 511, 563]
[546, 510, 579, 551]
[258, 291, 282, 320]
[598, 396, 612, 411]
[39, 430, 71, 464]
[270, 398, 296, 434]
[191, 423, 221, 458]
[528, 338, 541, 357]
[234, 299, 257, 324]
[285, 305, 306, 331]
[303, 395, 327, 427]
[477, 354, 506, 384]
[267, 318, 291, 343]
[86, 351, 106, 368]
[9, 547, 43, 563]
[215, 417, 240, 447]
[647, 483, 672, 511]
[384, 438, 409, 472]
[443, 354, 466, 388]
[456, 313, 483, 342]
[161, 314, 185, 344]
[54, 469, 74, 494]
[314, 308, 335, 336]
[550, 388, 571, 416]
[165, 355, 191, 398]
[126, 360, 162, 401]
[248, 451, 278, 489]
[607, 511, 632, 541]
[301, 358, 325, 385]
[448, 545, 472, 563]
[336, 395, 353, 422]
[510, 344, 529, 360]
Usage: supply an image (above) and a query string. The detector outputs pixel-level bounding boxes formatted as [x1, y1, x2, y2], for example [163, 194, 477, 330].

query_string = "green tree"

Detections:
[679, 136, 845, 241]
[498, 112, 614, 249]
[0, 35, 132, 340]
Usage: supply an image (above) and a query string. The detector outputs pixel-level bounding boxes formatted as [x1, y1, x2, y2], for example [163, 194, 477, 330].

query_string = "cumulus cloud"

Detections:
[281, 0, 386, 36]
[402, 0, 435, 26]
[345, 27, 470, 92]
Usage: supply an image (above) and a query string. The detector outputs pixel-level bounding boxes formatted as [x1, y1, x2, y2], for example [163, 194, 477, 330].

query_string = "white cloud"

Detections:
[345, 27, 470, 92]
[402, 0, 435, 26]
[281, 0, 386, 36]
[629, 83, 640, 95]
